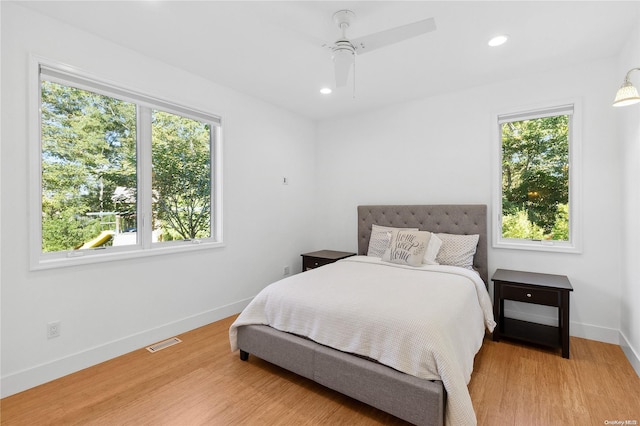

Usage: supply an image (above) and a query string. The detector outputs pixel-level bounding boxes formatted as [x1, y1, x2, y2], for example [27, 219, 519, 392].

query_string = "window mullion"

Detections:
[138, 106, 153, 249]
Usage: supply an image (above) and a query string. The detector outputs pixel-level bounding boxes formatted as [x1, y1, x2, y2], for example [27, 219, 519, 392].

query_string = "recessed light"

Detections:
[488, 35, 509, 47]
[320, 87, 332, 95]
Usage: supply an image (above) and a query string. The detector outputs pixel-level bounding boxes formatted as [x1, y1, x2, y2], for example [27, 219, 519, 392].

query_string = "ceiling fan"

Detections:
[325, 10, 437, 89]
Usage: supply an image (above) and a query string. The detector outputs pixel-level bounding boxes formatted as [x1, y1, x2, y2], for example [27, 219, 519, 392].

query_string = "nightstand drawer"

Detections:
[502, 284, 559, 306]
[301, 250, 356, 272]
[303, 257, 334, 270]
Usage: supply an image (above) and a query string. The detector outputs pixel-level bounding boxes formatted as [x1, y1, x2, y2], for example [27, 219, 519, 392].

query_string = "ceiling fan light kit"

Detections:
[325, 9, 437, 93]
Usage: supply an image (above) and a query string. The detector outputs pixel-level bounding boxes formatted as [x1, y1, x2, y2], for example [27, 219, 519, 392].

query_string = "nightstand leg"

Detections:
[493, 295, 503, 342]
[561, 292, 570, 359]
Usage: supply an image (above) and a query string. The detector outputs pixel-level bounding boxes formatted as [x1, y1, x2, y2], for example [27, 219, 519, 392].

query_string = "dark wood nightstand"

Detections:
[301, 250, 356, 271]
[492, 268, 573, 358]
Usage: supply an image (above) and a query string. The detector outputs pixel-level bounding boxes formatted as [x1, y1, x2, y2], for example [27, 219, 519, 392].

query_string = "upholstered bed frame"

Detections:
[236, 205, 487, 426]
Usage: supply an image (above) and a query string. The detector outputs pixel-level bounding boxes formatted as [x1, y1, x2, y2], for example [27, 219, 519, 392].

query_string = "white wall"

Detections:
[316, 58, 625, 346]
[0, 3, 317, 397]
[619, 14, 640, 376]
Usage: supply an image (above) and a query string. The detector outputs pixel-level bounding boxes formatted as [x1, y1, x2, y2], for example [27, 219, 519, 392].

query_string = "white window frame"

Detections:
[492, 99, 582, 253]
[29, 57, 224, 270]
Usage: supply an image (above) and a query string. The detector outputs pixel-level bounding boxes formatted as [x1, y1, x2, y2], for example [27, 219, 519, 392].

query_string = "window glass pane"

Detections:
[501, 114, 569, 241]
[41, 80, 138, 253]
[151, 110, 212, 242]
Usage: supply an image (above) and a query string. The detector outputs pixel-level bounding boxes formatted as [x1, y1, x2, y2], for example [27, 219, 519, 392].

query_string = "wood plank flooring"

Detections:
[2, 315, 639, 425]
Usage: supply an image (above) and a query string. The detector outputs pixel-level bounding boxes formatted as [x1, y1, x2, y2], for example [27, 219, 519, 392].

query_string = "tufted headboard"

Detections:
[357, 205, 488, 286]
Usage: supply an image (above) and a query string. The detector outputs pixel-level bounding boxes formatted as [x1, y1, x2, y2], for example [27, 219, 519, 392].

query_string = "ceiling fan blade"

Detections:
[352, 17, 436, 54]
[333, 50, 354, 87]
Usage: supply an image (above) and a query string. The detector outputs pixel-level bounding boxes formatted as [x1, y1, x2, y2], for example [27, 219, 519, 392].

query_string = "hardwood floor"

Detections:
[2, 315, 639, 425]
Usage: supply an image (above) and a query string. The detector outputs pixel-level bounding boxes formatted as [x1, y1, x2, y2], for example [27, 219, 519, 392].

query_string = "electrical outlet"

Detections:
[47, 321, 61, 339]
[283, 265, 290, 276]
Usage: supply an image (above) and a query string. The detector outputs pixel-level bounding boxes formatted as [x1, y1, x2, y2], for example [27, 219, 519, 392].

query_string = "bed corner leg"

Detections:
[239, 350, 249, 361]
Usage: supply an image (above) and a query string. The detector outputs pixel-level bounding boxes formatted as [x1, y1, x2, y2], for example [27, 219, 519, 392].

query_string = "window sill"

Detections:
[31, 241, 225, 271]
[493, 239, 581, 254]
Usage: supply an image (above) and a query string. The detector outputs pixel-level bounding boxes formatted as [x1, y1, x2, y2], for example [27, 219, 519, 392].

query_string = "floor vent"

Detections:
[146, 337, 182, 353]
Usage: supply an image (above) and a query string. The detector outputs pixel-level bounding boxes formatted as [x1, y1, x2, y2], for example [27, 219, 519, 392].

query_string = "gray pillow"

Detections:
[435, 233, 479, 270]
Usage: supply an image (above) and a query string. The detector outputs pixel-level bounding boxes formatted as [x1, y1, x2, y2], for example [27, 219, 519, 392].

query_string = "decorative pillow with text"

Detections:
[367, 224, 418, 258]
[382, 230, 431, 267]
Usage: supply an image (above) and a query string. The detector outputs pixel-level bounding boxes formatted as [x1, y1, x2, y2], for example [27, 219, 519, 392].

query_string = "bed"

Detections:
[229, 205, 494, 426]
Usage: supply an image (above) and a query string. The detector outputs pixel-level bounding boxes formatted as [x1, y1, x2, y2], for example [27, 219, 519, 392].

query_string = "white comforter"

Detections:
[229, 256, 496, 426]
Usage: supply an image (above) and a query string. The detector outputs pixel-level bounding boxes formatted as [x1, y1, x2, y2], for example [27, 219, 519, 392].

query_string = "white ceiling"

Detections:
[20, 1, 640, 121]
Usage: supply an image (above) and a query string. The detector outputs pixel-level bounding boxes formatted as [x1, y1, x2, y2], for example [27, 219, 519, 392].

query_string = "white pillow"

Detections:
[435, 233, 479, 270]
[367, 224, 417, 257]
[382, 229, 430, 267]
[422, 233, 442, 265]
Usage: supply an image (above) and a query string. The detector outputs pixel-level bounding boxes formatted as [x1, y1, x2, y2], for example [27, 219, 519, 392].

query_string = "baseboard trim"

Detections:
[570, 321, 620, 344]
[0, 298, 252, 398]
[620, 331, 640, 378]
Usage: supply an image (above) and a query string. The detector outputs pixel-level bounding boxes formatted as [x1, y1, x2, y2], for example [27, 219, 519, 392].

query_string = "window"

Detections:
[493, 102, 582, 252]
[151, 110, 212, 242]
[31, 60, 223, 269]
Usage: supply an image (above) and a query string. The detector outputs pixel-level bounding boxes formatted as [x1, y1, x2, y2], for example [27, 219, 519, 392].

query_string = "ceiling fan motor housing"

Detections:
[332, 39, 356, 59]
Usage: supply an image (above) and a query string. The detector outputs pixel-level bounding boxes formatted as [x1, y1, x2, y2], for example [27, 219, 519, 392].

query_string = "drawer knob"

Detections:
[314, 262, 319, 266]
[526, 293, 532, 298]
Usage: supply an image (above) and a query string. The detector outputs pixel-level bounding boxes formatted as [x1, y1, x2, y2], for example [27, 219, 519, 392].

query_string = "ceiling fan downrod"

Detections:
[333, 9, 356, 39]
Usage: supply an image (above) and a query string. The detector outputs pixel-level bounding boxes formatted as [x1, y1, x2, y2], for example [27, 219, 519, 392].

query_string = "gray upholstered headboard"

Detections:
[357, 205, 488, 286]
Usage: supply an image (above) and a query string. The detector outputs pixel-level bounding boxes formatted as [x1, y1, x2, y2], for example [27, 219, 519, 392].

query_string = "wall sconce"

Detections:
[613, 67, 640, 107]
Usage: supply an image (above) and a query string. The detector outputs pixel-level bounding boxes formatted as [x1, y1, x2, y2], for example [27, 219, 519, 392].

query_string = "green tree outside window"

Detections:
[501, 114, 570, 241]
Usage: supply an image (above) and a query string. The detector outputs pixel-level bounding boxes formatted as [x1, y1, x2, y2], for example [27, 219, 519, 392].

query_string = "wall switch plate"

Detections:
[47, 321, 61, 339]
